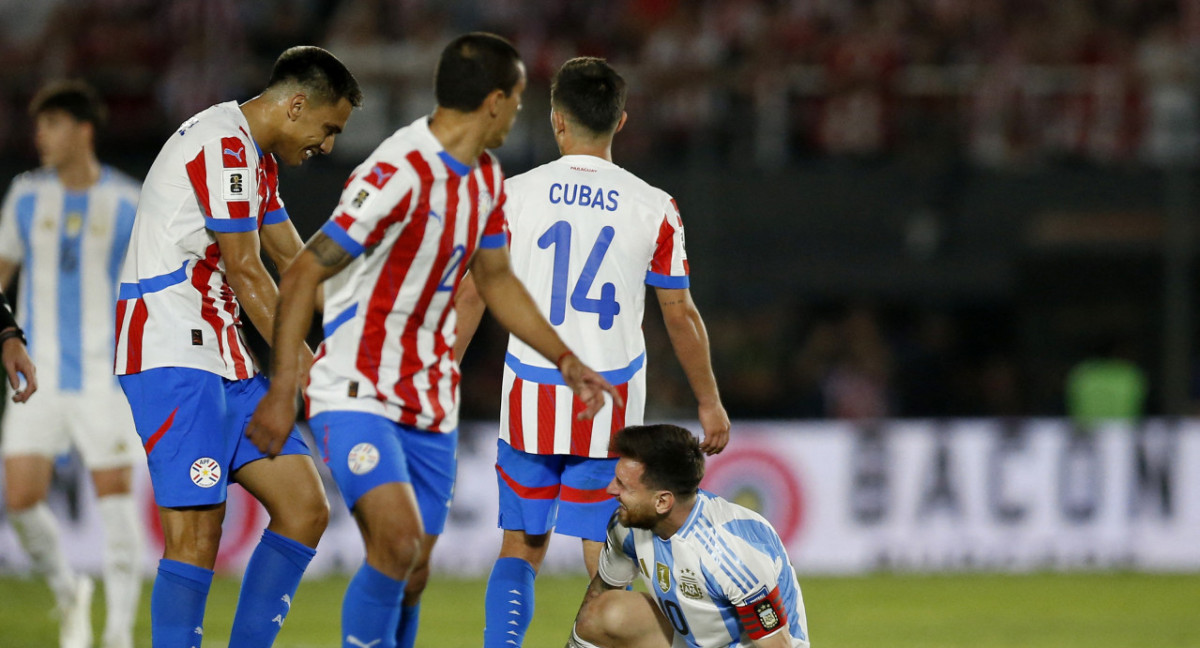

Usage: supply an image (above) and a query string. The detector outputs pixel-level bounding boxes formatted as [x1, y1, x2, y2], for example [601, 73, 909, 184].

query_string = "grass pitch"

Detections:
[0, 571, 1196, 647]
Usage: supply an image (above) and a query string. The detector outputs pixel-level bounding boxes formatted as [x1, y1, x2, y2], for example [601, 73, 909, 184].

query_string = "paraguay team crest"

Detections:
[655, 562, 671, 593]
[190, 457, 221, 488]
[348, 443, 380, 475]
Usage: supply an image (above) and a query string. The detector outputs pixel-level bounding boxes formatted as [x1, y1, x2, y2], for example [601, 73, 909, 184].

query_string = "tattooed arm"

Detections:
[246, 232, 353, 455]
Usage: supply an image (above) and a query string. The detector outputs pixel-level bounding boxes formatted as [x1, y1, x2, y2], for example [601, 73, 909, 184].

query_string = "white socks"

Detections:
[97, 494, 142, 648]
[9, 502, 77, 607]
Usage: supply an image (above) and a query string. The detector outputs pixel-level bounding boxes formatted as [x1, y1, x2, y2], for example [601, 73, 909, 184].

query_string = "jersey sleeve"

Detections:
[645, 195, 689, 289]
[0, 181, 23, 263]
[186, 135, 261, 233]
[479, 184, 508, 249]
[319, 160, 414, 259]
[595, 513, 639, 588]
[715, 532, 791, 641]
[261, 154, 290, 226]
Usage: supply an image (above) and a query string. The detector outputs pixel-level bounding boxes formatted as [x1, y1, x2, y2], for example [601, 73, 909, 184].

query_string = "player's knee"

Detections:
[4, 487, 42, 512]
[303, 494, 331, 534]
[277, 491, 330, 542]
[575, 590, 625, 643]
[366, 525, 423, 575]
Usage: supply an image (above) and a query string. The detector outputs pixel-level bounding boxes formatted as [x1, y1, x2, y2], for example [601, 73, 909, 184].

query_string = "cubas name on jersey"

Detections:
[548, 182, 619, 211]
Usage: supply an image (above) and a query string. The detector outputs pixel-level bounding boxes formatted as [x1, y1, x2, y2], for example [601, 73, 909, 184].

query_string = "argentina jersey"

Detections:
[0, 166, 139, 393]
[597, 491, 810, 648]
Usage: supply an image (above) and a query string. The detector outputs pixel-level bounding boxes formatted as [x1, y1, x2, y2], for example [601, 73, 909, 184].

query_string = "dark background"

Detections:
[1, 0, 1197, 420]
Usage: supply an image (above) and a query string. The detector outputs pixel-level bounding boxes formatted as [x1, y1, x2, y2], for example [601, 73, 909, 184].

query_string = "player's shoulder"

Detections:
[173, 102, 252, 151]
[692, 490, 774, 534]
[5, 167, 54, 193]
[594, 160, 675, 213]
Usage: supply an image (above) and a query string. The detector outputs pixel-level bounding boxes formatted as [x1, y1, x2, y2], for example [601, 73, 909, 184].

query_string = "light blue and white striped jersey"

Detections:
[598, 490, 810, 648]
[0, 166, 139, 393]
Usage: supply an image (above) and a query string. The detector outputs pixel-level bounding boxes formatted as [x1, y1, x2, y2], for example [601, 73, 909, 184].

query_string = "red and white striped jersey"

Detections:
[114, 102, 288, 379]
[306, 117, 508, 432]
[499, 155, 689, 458]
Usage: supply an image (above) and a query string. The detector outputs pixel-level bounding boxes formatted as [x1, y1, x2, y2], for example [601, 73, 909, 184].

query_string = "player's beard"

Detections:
[616, 501, 659, 530]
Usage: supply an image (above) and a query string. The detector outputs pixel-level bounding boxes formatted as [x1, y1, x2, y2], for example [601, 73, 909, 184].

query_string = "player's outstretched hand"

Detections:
[246, 388, 297, 457]
[697, 401, 730, 455]
[560, 353, 624, 420]
[2, 337, 36, 403]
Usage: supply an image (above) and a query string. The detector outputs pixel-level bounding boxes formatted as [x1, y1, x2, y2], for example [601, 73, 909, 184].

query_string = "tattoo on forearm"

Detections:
[660, 299, 684, 306]
[307, 232, 352, 268]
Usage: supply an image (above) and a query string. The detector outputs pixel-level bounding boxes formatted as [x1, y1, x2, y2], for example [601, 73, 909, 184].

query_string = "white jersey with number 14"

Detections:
[500, 155, 689, 458]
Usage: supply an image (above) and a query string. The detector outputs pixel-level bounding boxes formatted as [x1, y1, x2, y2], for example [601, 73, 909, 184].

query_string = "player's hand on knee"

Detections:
[246, 388, 296, 456]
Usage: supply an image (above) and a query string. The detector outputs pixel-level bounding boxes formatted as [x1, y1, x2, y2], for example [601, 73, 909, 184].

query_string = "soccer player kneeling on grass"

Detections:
[567, 425, 810, 648]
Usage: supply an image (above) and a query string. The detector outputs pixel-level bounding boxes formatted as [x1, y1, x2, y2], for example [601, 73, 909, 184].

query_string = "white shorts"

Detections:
[1, 390, 140, 470]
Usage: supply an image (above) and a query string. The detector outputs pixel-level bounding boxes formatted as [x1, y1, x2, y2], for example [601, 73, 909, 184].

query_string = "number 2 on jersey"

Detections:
[537, 221, 621, 330]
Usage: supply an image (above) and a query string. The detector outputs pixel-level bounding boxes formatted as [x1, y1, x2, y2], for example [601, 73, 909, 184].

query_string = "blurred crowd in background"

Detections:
[0, 0, 1191, 421]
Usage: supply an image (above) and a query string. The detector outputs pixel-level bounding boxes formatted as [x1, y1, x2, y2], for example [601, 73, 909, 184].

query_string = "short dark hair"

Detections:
[612, 424, 704, 497]
[267, 46, 363, 108]
[29, 80, 107, 127]
[435, 32, 522, 112]
[551, 57, 626, 135]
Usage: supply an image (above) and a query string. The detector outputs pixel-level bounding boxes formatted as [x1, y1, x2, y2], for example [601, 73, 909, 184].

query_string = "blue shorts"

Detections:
[496, 439, 618, 541]
[312, 411, 458, 536]
[118, 367, 311, 508]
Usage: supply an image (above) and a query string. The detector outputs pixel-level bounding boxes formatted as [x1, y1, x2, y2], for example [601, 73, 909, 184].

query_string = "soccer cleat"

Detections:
[60, 576, 94, 648]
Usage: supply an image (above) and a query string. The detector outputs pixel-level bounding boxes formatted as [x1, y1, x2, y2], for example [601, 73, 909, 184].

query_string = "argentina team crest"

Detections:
[655, 562, 671, 593]
[755, 600, 781, 631]
[678, 568, 703, 600]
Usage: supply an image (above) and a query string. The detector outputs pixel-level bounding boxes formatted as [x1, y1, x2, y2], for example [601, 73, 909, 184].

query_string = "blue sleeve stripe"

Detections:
[504, 352, 645, 387]
[262, 207, 289, 225]
[645, 271, 689, 289]
[323, 303, 358, 338]
[205, 217, 258, 233]
[118, 260, 190, 300]
[479, 232, 507, 249]
[320, 221, 365, 258]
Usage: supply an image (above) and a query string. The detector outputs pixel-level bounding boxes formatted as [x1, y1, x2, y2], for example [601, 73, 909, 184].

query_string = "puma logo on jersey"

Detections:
[365, 162, 398, 189]
[223, 147, 244, 162]
[346, 636, 382, 648]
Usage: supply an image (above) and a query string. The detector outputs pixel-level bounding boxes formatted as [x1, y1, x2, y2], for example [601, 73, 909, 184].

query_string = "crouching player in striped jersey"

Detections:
[114, 47, 362, 647]
[246, 33, 622, 648]
[454, 57, 730, 648]
[568, 424, 810, 648]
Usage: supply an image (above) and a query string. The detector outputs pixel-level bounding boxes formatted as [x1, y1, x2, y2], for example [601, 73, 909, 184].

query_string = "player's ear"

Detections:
[551, 109, 567, 135]
[614, 111, 627, 135]
[485, 89, 505, 117]
[286, 93, 307, 122]
[655, 490, 674, 515]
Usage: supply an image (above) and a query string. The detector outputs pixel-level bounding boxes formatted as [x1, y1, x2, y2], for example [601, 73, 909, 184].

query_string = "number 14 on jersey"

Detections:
[538, 220, 621, 330]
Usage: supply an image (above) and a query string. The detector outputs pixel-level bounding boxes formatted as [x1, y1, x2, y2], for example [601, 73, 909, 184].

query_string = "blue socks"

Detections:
[483, 557, 537, 648]
[229, 529, 317, 647]
[152, 559, 213, 648]
[395, 602, 420, 648]
[343, 563, 405, 648]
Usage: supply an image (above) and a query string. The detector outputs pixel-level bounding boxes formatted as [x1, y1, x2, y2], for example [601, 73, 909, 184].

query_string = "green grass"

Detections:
[0, 572, 1197, 647]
